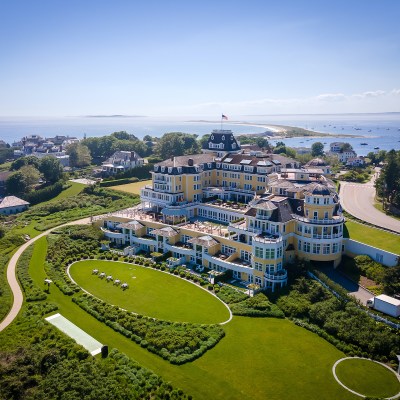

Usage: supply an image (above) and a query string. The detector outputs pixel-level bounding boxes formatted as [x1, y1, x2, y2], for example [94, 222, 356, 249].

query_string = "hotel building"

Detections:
[98, 130, 344, 291]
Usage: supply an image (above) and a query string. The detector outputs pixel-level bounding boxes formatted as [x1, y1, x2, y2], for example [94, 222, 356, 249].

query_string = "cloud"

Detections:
[315, 93, 346, 102]
[178, 88, 400, 115]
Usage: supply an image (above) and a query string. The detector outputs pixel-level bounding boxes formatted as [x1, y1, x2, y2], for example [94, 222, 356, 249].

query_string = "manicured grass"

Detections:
[108, 179, 152, 195]
[344, 220, 400, 254]
[29, 237, 48, 287]
[70, 260, 229, 324]
[6, 242, 360, 400]
[335, 358, 400, 398]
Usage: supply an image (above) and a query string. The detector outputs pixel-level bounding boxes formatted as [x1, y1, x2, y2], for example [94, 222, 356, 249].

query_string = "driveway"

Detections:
[317, 267, 374, 305]
[339, 171, 400, 234]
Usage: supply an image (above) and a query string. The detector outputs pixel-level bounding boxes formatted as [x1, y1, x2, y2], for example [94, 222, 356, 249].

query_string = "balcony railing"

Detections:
[293, 214, 344, 225]
[264, 270, 288, 282]
[228, 222, 262, 235]
[101, 227, 125, 239]
[252, 235, 283, 244]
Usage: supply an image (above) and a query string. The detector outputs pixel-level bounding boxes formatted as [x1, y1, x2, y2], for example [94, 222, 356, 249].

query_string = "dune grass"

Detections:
[108, 179, 152, 195]
[69, 260, 229, 324]
[335, 358, 400, 398]
[344, 220, 400, 254]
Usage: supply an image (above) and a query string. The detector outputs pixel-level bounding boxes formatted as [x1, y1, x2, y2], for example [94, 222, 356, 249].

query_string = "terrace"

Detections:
[203, 198, 250, 213]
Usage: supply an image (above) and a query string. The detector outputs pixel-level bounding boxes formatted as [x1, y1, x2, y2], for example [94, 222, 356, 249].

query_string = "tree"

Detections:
[340, 143, 353, 152]
[311, 142, 324, 157]
[20, 165, 40, 187]
[155, 132, 200, 159]
[111, 131, 138, 141]
[255, 137, 270, 150]
[11, 155, 40, 171]
[6, 165, 40, 196]
[39, 156, 63, 184]
[143, 135, 153, 142]
[67, 143, 92, 167]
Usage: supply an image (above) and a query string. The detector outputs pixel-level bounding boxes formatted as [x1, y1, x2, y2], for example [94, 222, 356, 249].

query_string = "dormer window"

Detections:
[232, 143, 236, 149]
[222, 135, 225, 140]
[211, 135, 214, 140]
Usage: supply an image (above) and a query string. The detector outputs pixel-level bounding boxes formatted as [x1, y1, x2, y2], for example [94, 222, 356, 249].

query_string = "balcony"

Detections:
[264, 269, 287, 282]
[252, 234, 283, 244]
[293, 214, 344, 225]
[311, 233, 342, 240]
[164, 242, 195, 256]
[101, 227, 125, 239]
[204, 253, 253, 273]
[131, 236, 157, 246]
[229, 221, 262, 235]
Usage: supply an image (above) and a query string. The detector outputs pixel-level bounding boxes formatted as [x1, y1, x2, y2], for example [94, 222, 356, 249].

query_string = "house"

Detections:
[102, 151, 144, 175]
[0, 196, 30, 215]
[97, 130, 344, 292]
[329, 142, 346, 153]
[346, 156, 366, 167]
[304, 158, 332, 175]
[202, 130, 241, 157]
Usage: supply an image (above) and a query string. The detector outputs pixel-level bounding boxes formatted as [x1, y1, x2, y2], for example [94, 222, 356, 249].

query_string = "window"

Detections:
[298, 239, 302, 251]
[324, 211, 329, 219]
[254, 262, 263, 271]
[312, 243, 320, 254]
[265, 248, 275, 259]
[323, 244, 330, 254]
[303, 242, 311, 253]
[332, 243, 339, 253]
[313, 211, 318, 220]
[255, 247, 263, 258]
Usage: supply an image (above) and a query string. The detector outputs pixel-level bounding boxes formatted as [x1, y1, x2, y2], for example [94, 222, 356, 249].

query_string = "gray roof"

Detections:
[188, 235, 219, 247]
[202, 130, 240, 152]
[0, 196, 30, 209]
[152, 226, 179, 237]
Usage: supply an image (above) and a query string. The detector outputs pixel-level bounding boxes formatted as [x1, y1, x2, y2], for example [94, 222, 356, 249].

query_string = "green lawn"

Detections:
[344, 220, 400, 254]
[70, 260, 229, 324]
[108, 179, 152, 195]
[335, 358, 400, 398]
[3, 241, 361, 400]
[41, 181, 85, 204]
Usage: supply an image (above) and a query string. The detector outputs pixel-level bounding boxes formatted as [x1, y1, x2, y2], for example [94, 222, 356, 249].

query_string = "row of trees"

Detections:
[6, 156, 64, 197]
[375, 149, 400, 208]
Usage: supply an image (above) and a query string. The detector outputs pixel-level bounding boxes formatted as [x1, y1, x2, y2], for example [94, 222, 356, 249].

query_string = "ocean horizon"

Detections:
[1, 112, 400, 156]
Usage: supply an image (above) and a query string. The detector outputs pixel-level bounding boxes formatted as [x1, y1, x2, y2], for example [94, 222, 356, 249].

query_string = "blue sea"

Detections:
[0, 113, 399, 156]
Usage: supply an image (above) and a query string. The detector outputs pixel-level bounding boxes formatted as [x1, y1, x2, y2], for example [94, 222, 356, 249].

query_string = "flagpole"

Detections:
[220, 114, 223, 130]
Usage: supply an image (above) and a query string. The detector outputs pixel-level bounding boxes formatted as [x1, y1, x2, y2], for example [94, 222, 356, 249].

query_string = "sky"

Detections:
[0, 0, 399, 117]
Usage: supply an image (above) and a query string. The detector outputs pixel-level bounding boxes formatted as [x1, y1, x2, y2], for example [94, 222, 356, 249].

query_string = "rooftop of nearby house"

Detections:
[0, 196, 30, 209]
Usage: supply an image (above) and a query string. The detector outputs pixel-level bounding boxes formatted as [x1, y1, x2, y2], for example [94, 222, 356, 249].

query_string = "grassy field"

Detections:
[15, 241, 359, 400]
[344, 220, 400, 254]
[39, 181, 85, 205]
[335, 358, 400, 398]
[108, 179, 152, 195]
[69, 260, 229, 324]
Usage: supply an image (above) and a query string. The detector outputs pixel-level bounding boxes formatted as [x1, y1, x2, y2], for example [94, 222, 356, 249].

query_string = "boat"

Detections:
[368, 130, 371, 132]
[360, 143, 368, 145]
[374, 147, 380, 150]
[355, 127, 362, 130]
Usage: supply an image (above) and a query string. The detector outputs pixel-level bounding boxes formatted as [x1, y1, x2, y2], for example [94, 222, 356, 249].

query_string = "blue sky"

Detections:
[1, 0, 399, 117]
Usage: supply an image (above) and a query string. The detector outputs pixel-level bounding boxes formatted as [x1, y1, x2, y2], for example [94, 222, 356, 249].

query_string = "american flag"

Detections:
[222, 114, 228, 120]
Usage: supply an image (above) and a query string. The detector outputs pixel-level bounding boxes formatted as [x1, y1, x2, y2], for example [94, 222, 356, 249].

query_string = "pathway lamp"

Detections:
[44, 278, 52, 293]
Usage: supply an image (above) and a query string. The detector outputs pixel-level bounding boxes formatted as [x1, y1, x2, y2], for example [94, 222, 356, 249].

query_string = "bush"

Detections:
[231, 293, 285, 318]
[72, 295, 225, 364]
[216, 286, 248, 304]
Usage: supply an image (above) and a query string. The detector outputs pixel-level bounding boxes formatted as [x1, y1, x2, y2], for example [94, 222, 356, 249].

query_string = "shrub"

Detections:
[231, 293, 285, 318]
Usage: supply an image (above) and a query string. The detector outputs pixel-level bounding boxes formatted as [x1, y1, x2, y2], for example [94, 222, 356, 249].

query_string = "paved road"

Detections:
[0, 217, 91, 333]
[339, 171, 400, 234]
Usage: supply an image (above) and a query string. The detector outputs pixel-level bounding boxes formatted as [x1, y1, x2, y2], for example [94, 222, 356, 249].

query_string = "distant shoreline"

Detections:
[188, 120, 360, 138]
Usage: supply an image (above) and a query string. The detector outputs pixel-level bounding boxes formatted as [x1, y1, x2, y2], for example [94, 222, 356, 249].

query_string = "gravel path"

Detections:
[0, 217, 91, 333]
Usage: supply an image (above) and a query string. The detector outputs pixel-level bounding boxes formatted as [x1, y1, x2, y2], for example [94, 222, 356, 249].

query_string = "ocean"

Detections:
[0, 113, 399, 156]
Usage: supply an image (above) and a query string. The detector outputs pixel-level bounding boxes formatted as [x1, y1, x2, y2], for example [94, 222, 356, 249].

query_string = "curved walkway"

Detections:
[0, 217, 91, 332]
[339, 172, 400, 234]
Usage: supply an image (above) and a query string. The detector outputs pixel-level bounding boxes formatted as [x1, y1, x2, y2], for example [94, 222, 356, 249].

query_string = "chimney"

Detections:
[188, 158, 194, 166]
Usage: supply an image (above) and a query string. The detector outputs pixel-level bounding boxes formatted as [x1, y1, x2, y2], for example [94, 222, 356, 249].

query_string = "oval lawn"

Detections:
[335, 358, 400, 398]
[69, 260, 230, 324]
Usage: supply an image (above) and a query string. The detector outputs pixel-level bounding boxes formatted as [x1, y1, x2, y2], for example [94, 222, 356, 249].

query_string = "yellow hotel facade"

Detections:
[98, 130, 343, 291]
